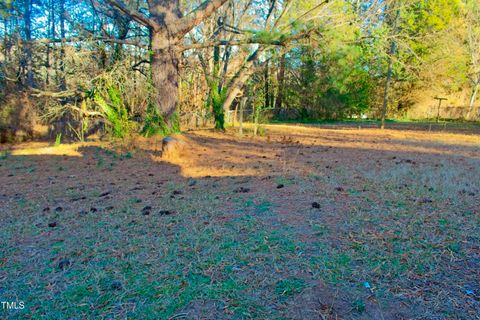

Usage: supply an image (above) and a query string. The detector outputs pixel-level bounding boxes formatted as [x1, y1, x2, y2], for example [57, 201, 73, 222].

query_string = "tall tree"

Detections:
[380, 3, 399, 129]
[274, 52, 286, 115]
[22, 0, 34, 87]
[103, 0, 228, 126]
[58, 0, 66, 90]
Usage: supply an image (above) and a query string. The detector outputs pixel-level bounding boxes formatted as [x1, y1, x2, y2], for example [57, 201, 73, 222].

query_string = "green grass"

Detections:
[0, 149, 10, 160]
[1, 189, 312, 318]
[54, 133, 62, 146]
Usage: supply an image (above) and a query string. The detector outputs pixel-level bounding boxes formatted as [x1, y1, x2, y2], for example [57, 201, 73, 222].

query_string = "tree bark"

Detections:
[58, 0, 66, 90]
[150, 33, 180, 123]
[46, 0, 55, 86]
[221, 48, 262, 114]
[147, 0, 182, 125]
[274, 53, 286, 117]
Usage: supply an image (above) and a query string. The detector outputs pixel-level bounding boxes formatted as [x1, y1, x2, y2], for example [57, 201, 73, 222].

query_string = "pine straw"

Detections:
[0, 123, 479, 319]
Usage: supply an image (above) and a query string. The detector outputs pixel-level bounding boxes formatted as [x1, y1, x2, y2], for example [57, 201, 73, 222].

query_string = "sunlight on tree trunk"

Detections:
[150, 37, 180, 124]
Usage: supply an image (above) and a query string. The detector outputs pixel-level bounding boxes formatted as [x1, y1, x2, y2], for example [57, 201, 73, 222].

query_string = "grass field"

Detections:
[1, 123, 479, 319]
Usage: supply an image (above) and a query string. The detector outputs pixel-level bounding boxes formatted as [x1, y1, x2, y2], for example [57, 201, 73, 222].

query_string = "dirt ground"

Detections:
[1, 123, 479, 319]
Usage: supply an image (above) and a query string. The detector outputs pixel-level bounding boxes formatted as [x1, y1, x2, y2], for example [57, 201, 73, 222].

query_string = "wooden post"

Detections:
[434, 97, 447, 123]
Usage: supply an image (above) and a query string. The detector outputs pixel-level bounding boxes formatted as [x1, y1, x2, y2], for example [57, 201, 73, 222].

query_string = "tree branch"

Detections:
[104, 0, 159, 30]
[38, 37, 147, 48]
[131, 59, 150, 69]
[68, 105, 103, 117]
[175, 0, 229, 37]
[31, 88, 83, 98]
[279, 0, 329, 32]
[179, 28, 314, 51]
[180, 39, 280, 51]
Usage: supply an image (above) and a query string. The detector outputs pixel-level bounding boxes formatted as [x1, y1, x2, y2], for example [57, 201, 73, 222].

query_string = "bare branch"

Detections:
[175, 0, 229, 37]
[131, 59, 150, 69]
[37, 37, 147, 48]
[31, 88, 84, 98]
[67, 105, 103, 117]
[104, 0, 159, 30]
[279, 0, 329, 32]
[180, 39, 281, 51]
[180, 27, 314, 51]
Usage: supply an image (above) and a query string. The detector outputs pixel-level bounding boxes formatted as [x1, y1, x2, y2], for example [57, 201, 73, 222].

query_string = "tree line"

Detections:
[0, 0, 478, 141]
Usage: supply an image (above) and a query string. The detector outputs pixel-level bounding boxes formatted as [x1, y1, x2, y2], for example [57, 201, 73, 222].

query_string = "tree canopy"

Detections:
[0, 0, 478, 141]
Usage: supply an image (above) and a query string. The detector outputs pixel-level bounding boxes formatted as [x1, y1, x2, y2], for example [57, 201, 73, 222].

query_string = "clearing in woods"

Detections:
[1, 123, 479, 319]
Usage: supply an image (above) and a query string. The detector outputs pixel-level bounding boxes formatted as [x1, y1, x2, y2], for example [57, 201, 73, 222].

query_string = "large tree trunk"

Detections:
[147, 0, 182, 124]
[145, 0, 180, 124]
[150, 32, 180, 122]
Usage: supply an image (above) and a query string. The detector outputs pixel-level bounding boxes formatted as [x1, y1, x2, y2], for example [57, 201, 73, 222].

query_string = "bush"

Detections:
[0, 93, 36, 142]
